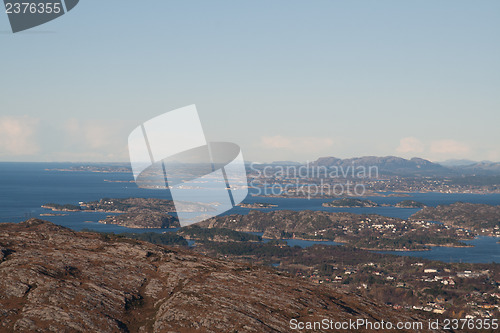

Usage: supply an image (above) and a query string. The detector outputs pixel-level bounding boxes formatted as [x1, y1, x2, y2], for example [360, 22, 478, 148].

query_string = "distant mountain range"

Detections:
[437, 159, 479, 167]
[309, 156, 446, 176]
[449, 161, 500, 175]
[302, 156, 500, 176]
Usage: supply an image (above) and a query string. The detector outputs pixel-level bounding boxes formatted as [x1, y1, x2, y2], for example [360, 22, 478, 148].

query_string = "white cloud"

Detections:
[57, 118, 129, 161]
[430, 139, 470, 155]
[260, 135, 334, 153]
[0, 116, 40, 156]
[261, 135, 293, 149]
[396, 137, 424, 154]
[63, 118, 124, 150]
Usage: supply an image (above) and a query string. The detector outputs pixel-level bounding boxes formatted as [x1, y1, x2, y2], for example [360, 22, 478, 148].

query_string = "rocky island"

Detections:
[237, 202, 278, 209]
[198, 210, 473, 250]
[321, 199, 426, 209]
[178, 225, 262, 242]
[43, 197, 215, 214]
[41, 203, 82, 212]
[322, 198, 379, 208]
[394, 200, 426, 208]
[100, 210, 180, 229]
[42, 198, 215, 229]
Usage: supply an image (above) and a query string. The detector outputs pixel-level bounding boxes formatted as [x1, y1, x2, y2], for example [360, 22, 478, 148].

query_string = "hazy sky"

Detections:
[1, 1, 499, 163]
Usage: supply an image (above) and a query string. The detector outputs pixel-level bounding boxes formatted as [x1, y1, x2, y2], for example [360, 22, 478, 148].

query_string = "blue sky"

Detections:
[1, 0, 499, 162]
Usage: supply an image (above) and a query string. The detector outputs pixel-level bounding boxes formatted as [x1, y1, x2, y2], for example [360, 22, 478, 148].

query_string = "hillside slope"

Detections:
[0, 219, 433, 332]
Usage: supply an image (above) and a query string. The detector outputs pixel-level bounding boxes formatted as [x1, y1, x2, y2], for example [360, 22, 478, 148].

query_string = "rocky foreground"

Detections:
[0, 219, 432, 332]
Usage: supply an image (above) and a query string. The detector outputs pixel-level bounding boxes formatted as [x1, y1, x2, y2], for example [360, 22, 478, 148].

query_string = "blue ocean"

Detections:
[1, 162, 499, 263]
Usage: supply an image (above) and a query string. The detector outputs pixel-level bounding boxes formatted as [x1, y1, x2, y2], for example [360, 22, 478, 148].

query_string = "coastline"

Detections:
[253, 234, 475, 252]
[41, 205, 127, 214]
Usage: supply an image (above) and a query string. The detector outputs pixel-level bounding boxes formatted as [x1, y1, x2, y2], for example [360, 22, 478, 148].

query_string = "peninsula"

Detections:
[198, 210, 474, 251]
[41, 198, 215, 229]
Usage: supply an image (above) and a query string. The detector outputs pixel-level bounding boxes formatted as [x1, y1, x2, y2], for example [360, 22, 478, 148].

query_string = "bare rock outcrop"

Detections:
[0, 219, 432, 332]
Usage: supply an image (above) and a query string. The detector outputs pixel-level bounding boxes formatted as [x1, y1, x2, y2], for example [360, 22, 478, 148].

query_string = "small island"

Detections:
[394, 200, 426, 208]
[100, 211, 179, 229]
[39, 213, 68, 217]
[322, 198, 379, 208]
[41, 203, 82, 212]
[178, 225, 262, 242]
[237, 202, 278, 209]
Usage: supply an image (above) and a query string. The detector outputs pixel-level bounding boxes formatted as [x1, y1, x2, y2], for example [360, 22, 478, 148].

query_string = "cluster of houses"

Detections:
[301, 262, 499, 318]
